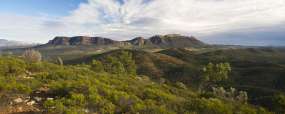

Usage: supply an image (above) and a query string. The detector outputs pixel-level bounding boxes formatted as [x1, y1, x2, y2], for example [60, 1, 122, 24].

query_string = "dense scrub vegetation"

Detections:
[159, 48, 285, 112]
[0, 50, 273, 114]
[64, 48, 285, 113]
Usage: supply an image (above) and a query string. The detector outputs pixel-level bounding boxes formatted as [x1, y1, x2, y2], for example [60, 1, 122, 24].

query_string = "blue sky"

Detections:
[0, 0, 285, 46]
[0, 0, 85, 16]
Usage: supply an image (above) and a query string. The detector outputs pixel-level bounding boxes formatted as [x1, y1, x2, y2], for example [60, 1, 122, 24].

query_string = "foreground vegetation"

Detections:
[0, 50, 273, 114]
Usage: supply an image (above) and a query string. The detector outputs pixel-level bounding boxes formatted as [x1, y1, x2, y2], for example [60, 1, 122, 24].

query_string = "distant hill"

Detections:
[44, 34, 206, 48]
[0, 39, 34, 48]
[0, 34, 206, 60]
[45, 36, 128, 46]
[126, 34, 206, 48]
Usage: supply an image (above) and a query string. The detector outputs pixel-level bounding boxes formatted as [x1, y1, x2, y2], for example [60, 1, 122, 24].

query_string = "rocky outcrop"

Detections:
[47, 37, 70, 45]
[126, 37, 145, 46]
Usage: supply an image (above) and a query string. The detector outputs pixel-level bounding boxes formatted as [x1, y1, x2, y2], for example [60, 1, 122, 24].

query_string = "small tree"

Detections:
[104, 56, 125, 75]
[236, 91, 248, 104]
[199, 62, 231, 90]
[56, 57, 64, 66]
[118, 51, 137, 75]
[176, 82, 187, 89]
[100, 51, 136, 75]
[112, 60, 125, 75]
[91, 60, 104, 72]
[22, 49, 42, 63]
[212, 87, 248, 104]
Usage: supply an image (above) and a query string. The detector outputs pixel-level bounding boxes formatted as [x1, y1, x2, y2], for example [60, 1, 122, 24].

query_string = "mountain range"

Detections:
[0, 39, 34, 48]
[1, 34, 285, 113]
[45, 34, 206, 48]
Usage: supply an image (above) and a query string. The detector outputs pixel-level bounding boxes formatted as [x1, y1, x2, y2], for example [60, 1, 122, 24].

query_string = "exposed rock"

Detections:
[27, 100, 36, 106]
[24, 99, 29, 103]
[84, 109, 90, 113]
[149, 35, 165, 44]
[91, 37, 118, 45]
[23, 76, 34, 79]
[127, 37, 145, 46]
[47, 36, 70, 45]
[69, 36, 92, 45]
[17, 107, 23, 112]
[13, 98, 23, 103]
[146, 34, 206, 48]
[34, 97, 42, 102]
[47, 98, 54, 100]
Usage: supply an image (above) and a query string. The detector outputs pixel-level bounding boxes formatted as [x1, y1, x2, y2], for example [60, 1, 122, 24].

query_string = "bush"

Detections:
[0, 57, 26, 76]
[22, 49, 42, 63]
[91, 60, 104, 72]
[176, 82, 187, 89]
[0, 56, 272, 113]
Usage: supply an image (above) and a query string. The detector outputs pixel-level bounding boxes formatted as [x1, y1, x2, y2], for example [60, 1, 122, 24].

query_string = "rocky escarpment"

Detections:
[126, 34, 206, 48]
[47, 36, 121, 46]
[126, 37, 146, 46]
[46, 34, 206, 48]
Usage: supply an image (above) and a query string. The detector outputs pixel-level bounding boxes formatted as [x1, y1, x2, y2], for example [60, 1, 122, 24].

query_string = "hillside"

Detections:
[65, 47, 285, 113]
[66, 49, 188, 79]
[0, 55, 269, 114]
[66, 48, 285, 92]
[159, 47, 285, 90]
[159, 48, 285, 111]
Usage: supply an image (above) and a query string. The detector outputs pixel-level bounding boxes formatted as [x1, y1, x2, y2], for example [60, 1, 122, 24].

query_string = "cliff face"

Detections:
[47, 37, 70, 45]
[127, 34, 206, 48]
[126, 37, 145, 46]
[46, 34, 206, 48]
[47, 36, 119, 46]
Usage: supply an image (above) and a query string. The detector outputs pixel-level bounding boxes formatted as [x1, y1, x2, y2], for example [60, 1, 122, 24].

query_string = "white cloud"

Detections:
[1, 0, 285, 43]
[0, 14, 53, 42]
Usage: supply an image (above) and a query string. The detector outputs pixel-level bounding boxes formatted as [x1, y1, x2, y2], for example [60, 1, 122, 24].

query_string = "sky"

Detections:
[0, 0, 285, 46]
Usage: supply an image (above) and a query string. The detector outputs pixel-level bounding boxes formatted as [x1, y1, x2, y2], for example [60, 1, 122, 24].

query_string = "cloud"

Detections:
[53, 0, 285, 40]
[1, 0, 285, 44]
[0, 14, 52, 42]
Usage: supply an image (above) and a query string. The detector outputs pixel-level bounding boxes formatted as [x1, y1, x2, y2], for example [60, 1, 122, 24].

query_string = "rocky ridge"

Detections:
[46, 34, 206, 48]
